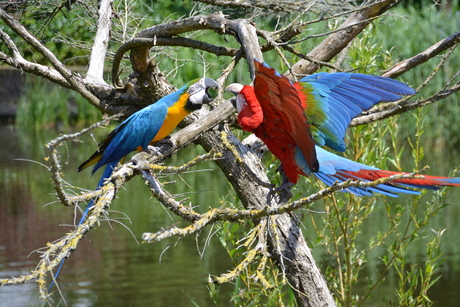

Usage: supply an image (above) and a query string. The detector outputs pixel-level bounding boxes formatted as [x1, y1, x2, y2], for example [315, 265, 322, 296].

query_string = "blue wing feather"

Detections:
[296, 73, 416, 151]
[350, 74, 415, 95]
[339, 79, 402, 101]
[92, 103, 168, 174]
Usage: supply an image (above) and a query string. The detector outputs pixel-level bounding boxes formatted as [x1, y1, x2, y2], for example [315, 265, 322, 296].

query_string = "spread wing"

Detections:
[294, 73, 415, 152]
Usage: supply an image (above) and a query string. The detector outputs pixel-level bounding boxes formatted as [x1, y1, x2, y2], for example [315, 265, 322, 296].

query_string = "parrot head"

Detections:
[225, 83, 263, 132]
[225, 83, 245, 112]
[186, 77, 219, 110]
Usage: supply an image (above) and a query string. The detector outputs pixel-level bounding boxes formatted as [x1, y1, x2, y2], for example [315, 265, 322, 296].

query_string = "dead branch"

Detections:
[111, 12, 264, 86]
[382, 31, 460, 79]
[86, 0, 112, 84]
[0, 137, 222, 298]
[46, 114, 122, 207]
[351, 80, 460, 126]
[194, 0, 357, 13]
[0, 8, 141, 115]
[142, 170, 426, 243]
[0, 8, 101, 107]
[286, 0, 404, 78]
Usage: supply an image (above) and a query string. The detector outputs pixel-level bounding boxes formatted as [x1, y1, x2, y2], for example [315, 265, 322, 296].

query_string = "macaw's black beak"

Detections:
[230, 98, 237, 109]
[202, 78, 219, 104]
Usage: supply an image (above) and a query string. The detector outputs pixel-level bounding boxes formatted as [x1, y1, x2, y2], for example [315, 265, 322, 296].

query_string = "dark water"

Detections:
[1, 125, 460, 306]
[0, 126, 234, 306]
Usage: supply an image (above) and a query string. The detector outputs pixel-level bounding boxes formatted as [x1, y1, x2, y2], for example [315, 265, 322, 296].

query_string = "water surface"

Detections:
[1, 125, 460, 306]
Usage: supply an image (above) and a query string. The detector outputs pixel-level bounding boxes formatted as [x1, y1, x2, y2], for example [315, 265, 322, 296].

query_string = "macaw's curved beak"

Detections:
[225, 83, 244, 110]
[203, 77, 219, 89]
[188, 77, 219, 106]
[201, 78, 219, 104]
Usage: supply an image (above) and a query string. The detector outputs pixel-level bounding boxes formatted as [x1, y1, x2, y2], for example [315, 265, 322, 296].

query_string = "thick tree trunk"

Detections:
[195, 123, 336, 307]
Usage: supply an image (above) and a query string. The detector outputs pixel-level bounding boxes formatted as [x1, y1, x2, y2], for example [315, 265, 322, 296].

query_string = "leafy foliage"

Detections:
[3, 1, 460, 306]
[16, 75, 100, 128]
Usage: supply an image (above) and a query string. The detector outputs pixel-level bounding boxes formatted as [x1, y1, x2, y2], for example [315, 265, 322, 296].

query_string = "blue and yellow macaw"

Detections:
[51, 77, 218, 289]
[78, 77, 218, 223]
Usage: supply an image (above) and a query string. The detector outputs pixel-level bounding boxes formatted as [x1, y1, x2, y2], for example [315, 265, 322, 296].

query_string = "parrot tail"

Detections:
[306, 146, 460, 197]
[49, 161, 118, 291]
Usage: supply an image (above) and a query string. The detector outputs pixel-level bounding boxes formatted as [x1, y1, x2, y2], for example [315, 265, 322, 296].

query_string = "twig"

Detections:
[45, 114, 122, 206]
[286, 0, 404, 78]
[210, 248, 259, 283]
[351, 81, 460, 126]
[138, 149, 223, 222]
[86, 0, 113, 84]
[382, 31, 460, 79]
[142, 170, 428, 243]
[415, 45, 458, 92]
[0, 8, 101, 108]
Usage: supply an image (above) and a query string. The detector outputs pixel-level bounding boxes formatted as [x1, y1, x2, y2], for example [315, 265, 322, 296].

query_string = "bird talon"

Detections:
[147, 145, 163, 156]
[266, 182, 293, 205]
[154, 136, 174, 146]
[274, 182, 294, 194]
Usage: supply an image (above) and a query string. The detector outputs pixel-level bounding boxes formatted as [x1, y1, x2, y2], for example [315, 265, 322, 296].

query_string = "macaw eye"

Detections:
[235, 95, 247, 113]
[188, 82, 201, 96]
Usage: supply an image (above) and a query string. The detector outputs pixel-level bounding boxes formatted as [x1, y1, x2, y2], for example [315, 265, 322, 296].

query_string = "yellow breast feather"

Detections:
[152, 93, 191, 143]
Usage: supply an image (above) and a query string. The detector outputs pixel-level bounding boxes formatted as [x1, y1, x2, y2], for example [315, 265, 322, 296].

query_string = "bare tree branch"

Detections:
[46, 114, 122, 207]
[0, 25, 71, 87]
[86, 0, 113, 84]
[382, 31, 460, 79]
[351, 80, 460, 126]
[351, 34, 460, 126]
[0, 8, 101, 107]
[286, 0, 403, 78]
[111, 12, 263, 87]
[194, 0, 356, 13]
[143, 170, 424, 243]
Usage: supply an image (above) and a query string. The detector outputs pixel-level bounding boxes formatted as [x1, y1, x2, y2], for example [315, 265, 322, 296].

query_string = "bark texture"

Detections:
[2, 1, 460, 306]
[196, 124, 337, 307]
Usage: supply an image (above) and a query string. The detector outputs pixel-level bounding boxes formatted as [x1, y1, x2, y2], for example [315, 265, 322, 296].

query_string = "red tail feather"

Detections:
[341, 169, 460, 187]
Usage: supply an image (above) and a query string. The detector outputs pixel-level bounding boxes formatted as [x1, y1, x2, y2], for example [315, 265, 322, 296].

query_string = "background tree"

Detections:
[1, 0, 460, 306]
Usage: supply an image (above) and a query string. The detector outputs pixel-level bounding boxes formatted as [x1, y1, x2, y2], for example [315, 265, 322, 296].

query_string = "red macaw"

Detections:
[51, 77, 218, 290]
[226, 60, 460, 196]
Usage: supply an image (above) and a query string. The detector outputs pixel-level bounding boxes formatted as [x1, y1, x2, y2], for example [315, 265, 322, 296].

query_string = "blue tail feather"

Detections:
[78, 163, 116, 225]
[49, 161, 118, 292]
[296, 146, 451, 198]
